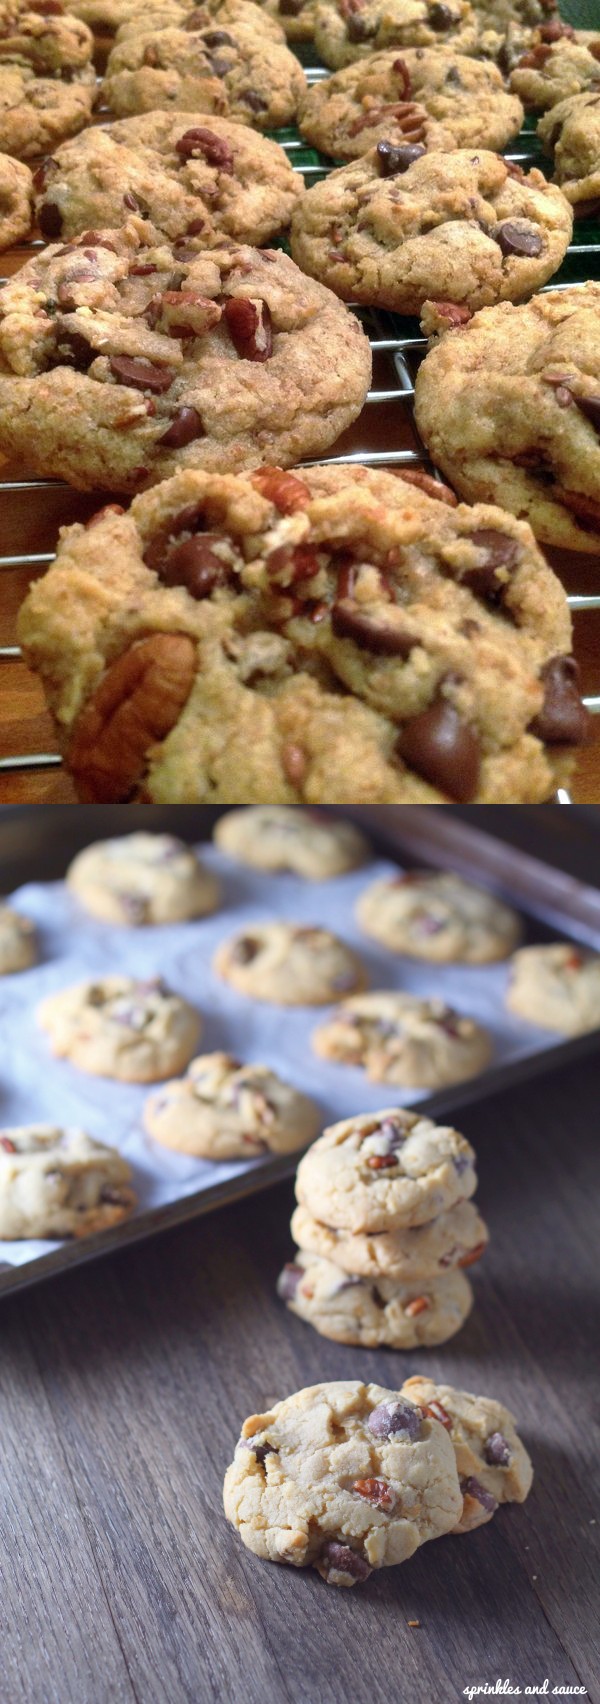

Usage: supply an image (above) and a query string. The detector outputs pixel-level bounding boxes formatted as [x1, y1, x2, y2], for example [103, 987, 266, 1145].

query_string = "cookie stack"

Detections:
[278, 1107, 489, 1348]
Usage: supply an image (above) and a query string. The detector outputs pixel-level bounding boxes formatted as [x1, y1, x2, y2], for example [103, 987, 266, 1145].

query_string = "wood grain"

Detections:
[0, 808, 598, 1704]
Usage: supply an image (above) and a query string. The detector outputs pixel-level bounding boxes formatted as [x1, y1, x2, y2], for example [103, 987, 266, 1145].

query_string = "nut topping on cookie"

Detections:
[223, 296, 273, 361]
[352, 1478, 397, 1511]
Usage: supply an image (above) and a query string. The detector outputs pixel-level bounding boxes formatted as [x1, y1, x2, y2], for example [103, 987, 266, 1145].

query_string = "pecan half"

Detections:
[175, 126, 234, 172]
[68, 634, 196, 801]
[224, 297, 273, 361]
[250, 466, 311, 512]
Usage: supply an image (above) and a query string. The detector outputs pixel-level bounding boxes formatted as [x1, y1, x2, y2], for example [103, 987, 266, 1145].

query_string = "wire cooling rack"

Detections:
[0, 49, 599, 794]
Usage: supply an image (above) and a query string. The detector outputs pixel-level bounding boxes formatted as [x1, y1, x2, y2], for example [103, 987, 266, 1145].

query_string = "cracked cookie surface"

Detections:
[0, 1124, 136, 1240]
[101, 14, 306, 126]
[312, 990, 492, 1087]
[144, 1050, 321, 1156]
[278, 1251, 473, 1345]
[356, 870, 520, 961]
[214, 806, 370, 878]
[214, 922, 368, 1004]
[38, 974, 201, 1080]
[67, 830, 219, 923]
[506, 942, 600, 1034]
[291, 1196, 489, 1280]
[295, 1107, 477, 1232]
[298, 46, 524, 159]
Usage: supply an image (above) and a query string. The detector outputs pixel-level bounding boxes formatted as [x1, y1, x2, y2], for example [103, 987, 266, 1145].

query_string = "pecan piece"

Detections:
[404, 1295, 430, 1317]
[68, 634, 196, 802]
[224, 297, 273, 361]
[250, 466, 311, 512]
[398, 467, 457, 505]
[175, 126, 234, 172]
[352, 1478, 397, 1511]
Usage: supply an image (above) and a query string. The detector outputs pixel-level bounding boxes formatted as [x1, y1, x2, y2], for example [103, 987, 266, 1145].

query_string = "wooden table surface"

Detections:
[1, 806, 599, 1704]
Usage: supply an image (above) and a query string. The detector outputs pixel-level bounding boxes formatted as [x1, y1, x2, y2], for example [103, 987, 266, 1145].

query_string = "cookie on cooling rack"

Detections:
[510, 30, 600, 112]
[0, 0, 96, 159]
[17, 462, 588, 803]
[298, 47, 524, 160]
[312, 0, 484, 72]
[290, 146, 572, 314]
[538, 90, 600, 218]
[72, 0, 283, 39]
[101, 12, 306, 126]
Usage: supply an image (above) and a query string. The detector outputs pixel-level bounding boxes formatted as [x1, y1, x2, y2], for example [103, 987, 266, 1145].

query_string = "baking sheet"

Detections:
[0, 842, 591, 1281]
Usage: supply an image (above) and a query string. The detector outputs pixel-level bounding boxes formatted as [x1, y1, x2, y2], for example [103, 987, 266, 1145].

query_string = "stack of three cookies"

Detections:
[278, 1107, 488, 1349]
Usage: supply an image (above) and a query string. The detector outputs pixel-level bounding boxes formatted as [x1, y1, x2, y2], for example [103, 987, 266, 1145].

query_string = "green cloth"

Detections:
[561, 0, 599, 24]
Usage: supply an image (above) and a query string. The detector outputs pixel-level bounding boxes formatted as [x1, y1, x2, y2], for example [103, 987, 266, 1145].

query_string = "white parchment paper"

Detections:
[0, 846, 557, 1272]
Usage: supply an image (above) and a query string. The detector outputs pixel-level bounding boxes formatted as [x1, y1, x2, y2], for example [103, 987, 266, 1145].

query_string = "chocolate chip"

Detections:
[242, 89, 268, 112]
[461, 1476, 498, 1513]
[159, 406, 204, 449]
[485, 1431, 511, 1467]
[376, 139, 427, 175]
[39, 200, 63, 238]
[346, 10, 375, 39]
[529, 655, 591, 745]
[444, 64, 463, 86]
[368, 1399, 422, 1441]
[202, 27, 234, 43]
[331, 602, 414, 656]
[246, 1440, 275, 1464]
[574, 393, 600, 432]
[55, 326, 93, 369]
[279, 0, 304, 11]
[122, 190, 148, 214]
[573, 197, 600, 221]
[459, 528, 519, 605]
[232, 936, 260, 964]
[158, 534, 232, 599]
[428, 2, 454, 28]
[320, 1542, 371, 1582]
[276, 1262, 303, 1301]
[396, 697, 480, 800]
[33, 154, 59, 192]
[496, 221, 543, 258]
[109, 356, 175, 393]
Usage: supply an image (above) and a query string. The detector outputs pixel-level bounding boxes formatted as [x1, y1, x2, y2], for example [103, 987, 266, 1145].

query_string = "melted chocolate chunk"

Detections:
[428, 2, 455, 28]
[396, 697, 480, 800]
[109, 356, 175, 393]
[574, 393, 600, 433]
[529, 655, 591, 745]
[331, 601, 414, 656]
[346, 10, 375, 40]
[496, 221, 543, 258]
[158, 534, 233, 599]
[38, 200, 63, 238]
[159, 405, 205, 448]
[459, 529, 519, 605]
[376, 139, 427, 174]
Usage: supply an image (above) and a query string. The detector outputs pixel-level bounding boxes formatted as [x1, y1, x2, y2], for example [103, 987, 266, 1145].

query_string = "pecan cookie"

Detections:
[0, 150, 32, 247]
[38, 974, 201, 1080]
[223, 1380, 463, 1586]
[0, 1, 94, 73]
[538, 90, 600, 219]
[17, 463, 587, 803]
[506, 942, 600, 1034]
[0, 61, 95, 157]
[112, 0, 284, 43]
[290, 146, 572, 315]
[298, 47, 524, 160]
[312, 990, 492, 1088]
[295, 1108, 477, 1233]
[0, 225, 371, 492]
[0, 1124, 136, 1240]
[312, 0, 483, 72]
[0, 903, 37, 972]
[214, 806, 370, 878]
[356, 871, 520, 961]
[471, 0, 555, 23]
[278, 1252, 473, 1346]
[415, 284, 600, 553]
[33, 112, 303, 247]
[144, 1050, 321, 1157]
[402, 1376, 533, 1532]
[511, 31, 600, 111]
[67, 830, 219, 923]
[101, 15, 306, 127]
[214, 922, 367, 1004]
[291, 1197, 489, 1280]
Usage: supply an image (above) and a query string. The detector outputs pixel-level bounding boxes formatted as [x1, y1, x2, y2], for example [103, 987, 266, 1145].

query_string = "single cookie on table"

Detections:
[17, 462, 587, 806]
[0, 1125, 136, 1240]
[356, 871, 520, 962]
[34, 113, 303, 248]
[312, 0, 484, 72]
[510, 31, 600, 112]
[66, 831, 219, 924]
[295, 1108, 477, 1233]
[290, 146, 572, 316]
[37, 975, 201, 1081]
[278, 1252, 474, 1346]
[0, 62, 95, 159]
[0, 151, 32, 248]
[401, 1376, 533, 1531]
[0, 904, 37, 973]
[0, 2, 94, 73]
[101, 16, 306, 127]
[291, 1197, 489, 1280]
[0, 225, 371, 495]
[144, 1050, 321, 1157]
[214, 923, 367, 1005]
[223, 1380, 463, 1586]
[414, 284, 600, 555]
[538, 91, 600, 220]
[214, 807, 370, 879]
[298, 47, 525, 161]
[312, 991, 492, 1089]
[506, 942, 600, 1035]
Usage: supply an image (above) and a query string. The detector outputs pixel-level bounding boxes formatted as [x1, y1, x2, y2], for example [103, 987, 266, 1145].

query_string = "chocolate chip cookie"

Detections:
[291, 1197, 489, 1280]
[278, 1251, 474, 1346]
[34, 112, 303, 247]
[506, 942, 600, 1034]
[0, 226, 371, 493]
[214, 922, 368, 1004]
[298, 47, 524, 159]
[0, 61, 95, 157]
[295, 1108, 478, 1233]
[0, 1, 94, 73]
[538, 90, 600, 219]
[415, 283, 600, 553]
[102, 15, 306, 127]
[0, 903, 37, 972]
[312, 990, 492, 1087]
[290, 146, 572, 315]
[312, 0, 483, 72]
[17, 463, 587, 804]
[0, 150, 32, 247]
[110, 0, 283, 40]
[356, 870, 520, 961]
[214, 806, 370, 878]
[471, 0, 555, 23]
[144, 1051, 321, 1157]
[511, 32, 600, 111]
[402, 1376, 533, 1531]
[223, 1380, 463, 1585]
[67, 830, 219, 923]
[38, 974, 201, 1080]
[0, 1124, 136, 1240]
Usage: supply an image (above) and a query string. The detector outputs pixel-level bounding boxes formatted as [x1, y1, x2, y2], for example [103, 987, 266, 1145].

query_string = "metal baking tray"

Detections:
[0, 804, 598, 1299]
